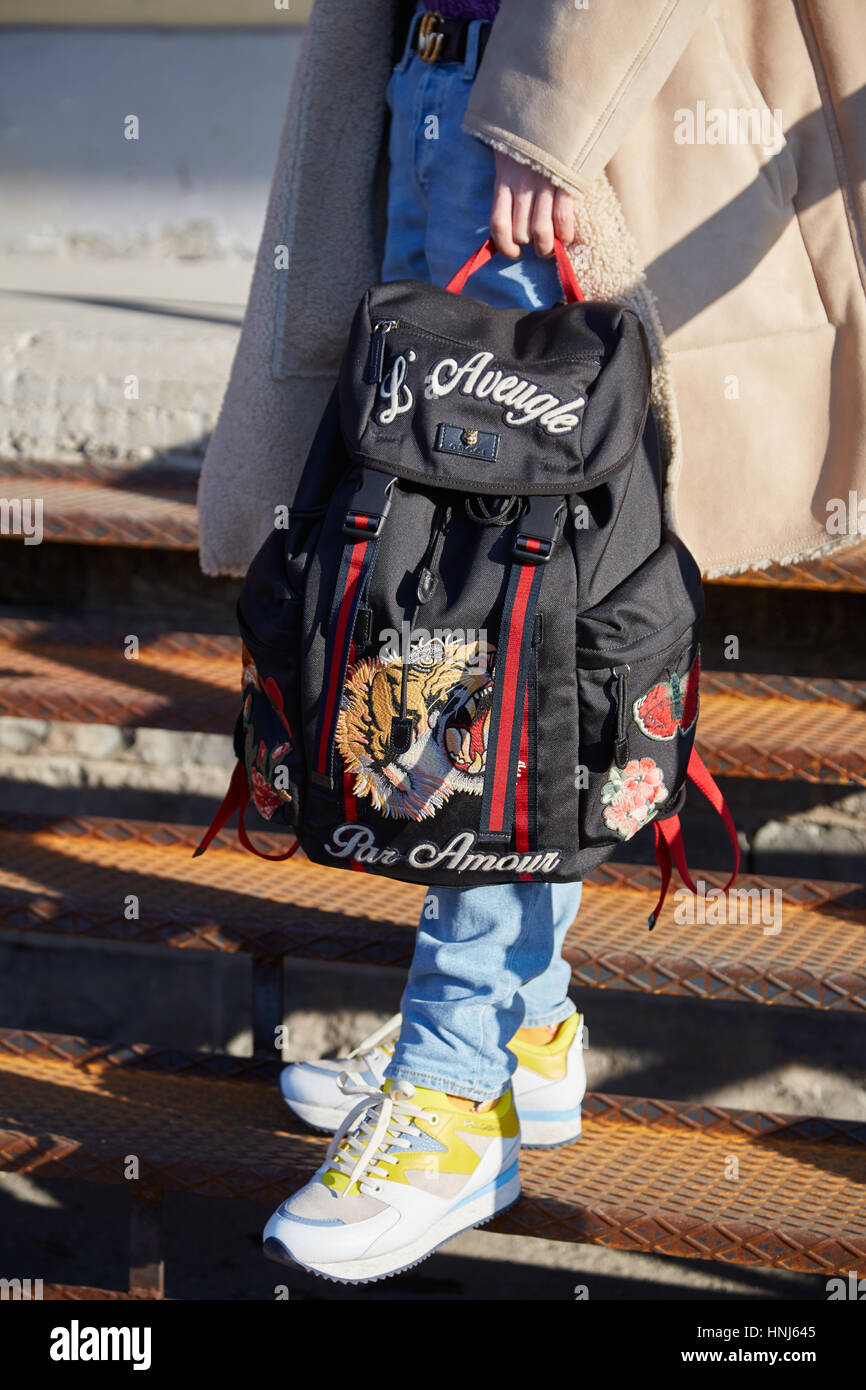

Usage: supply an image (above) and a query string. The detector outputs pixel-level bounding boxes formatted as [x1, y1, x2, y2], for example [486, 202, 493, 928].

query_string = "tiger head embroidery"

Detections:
[335, 638, 494, 821]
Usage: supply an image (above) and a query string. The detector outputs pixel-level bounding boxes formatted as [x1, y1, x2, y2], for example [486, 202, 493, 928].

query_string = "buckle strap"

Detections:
[649, 820, 674, 931]
[479, 561, 546, 842]
[479, 497, 565, 842]
[341, 638, 368, 874]
[316, 472, 394, 787]
[515, 660, 539, 880]
[513, 495, 566, 564]
[314, 535, 381, 787]
[343, 470, 397, 540]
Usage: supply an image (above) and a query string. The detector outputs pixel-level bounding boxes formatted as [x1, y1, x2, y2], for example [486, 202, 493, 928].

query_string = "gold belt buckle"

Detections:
[418, 10, 445, 63]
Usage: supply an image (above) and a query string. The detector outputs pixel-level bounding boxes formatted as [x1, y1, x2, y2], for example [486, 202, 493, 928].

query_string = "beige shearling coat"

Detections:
[197, 0, 866, 579]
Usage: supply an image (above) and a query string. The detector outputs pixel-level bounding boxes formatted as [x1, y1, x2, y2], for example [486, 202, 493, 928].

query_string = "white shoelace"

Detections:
[337, 1012, 403, 1089]
[324, 1076, 425, 1199]
[345, 1012, 402, 1063]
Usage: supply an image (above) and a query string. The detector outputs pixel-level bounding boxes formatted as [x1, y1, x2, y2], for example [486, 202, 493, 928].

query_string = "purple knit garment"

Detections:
[423, 1, 501, 19]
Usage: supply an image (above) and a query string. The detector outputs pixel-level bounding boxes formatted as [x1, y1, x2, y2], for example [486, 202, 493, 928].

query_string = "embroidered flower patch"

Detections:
[600, 757, 669, 840]
[240, 687, 295, 822]
[241, 643, 260, 692]
[250, 766, 285, 820]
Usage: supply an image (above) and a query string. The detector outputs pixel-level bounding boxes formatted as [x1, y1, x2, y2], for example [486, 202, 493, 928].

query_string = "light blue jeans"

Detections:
[381, 4, 582, 1102]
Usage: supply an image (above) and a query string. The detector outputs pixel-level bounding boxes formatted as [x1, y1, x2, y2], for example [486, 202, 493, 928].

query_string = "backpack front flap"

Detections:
[339, 281, 651, 497]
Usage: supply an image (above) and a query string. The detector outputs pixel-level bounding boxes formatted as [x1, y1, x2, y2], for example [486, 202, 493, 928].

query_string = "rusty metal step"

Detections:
[0, 814, 863, 1010]
[697, 688, 866, 783]
[0, 620, 238, 733]
[0, 619, 864, 781]
[0, 1029, 283, 1085]
[711, 544, 866, 593]
[41, 1285, 168, 1301]
[1, 463, 864, 583]
[0, 1032, 863, 1273]
[699, 671, 866, 707]
[0, 462, 198, 550]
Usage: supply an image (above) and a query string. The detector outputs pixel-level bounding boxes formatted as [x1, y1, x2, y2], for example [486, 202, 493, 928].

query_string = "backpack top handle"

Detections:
[445, 234, 585, 304]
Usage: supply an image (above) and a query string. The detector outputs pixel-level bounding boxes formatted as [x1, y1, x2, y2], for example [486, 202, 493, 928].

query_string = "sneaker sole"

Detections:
[262, 1164, 522, 1285]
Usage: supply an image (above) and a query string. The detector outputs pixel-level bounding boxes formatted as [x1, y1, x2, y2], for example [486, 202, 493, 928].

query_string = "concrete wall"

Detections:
[0, 27, 302, 258]
[3, 1, 312, 22]
[0, 27, 305, 469]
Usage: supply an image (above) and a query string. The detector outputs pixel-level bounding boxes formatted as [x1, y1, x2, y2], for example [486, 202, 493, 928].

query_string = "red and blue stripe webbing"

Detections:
[480, 560, 546, 842]
[314, 534, 380, 785]
[515, 665, 539, 880]
[342, 639, 366, 873]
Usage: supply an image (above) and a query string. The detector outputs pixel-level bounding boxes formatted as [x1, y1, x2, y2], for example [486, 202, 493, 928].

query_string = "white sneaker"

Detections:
[508, 1009, 587, 1148]
[279, 1010, 586, 1148]
[264, 1077, 521, 1284]
[279, 1014, 403, 1131]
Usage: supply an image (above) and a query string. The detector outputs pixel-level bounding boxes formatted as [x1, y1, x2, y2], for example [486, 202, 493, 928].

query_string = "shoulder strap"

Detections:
[312, 468, 396, 789]
[479, 496, 565, 843]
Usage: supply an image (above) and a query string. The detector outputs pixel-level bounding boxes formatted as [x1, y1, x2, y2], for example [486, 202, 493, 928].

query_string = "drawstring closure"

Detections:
[465, 495, 522, 526]
[415, 502, 451, 607]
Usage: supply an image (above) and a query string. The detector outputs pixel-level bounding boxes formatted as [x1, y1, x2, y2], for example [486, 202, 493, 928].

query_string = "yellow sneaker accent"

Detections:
[507, 1010, 581, 1081]
[321, 1079, 519, 1195]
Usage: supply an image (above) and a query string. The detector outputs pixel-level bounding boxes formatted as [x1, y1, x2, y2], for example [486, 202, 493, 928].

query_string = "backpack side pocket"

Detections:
[235, 624, 304, 830]
[575, 535, 703, 855]
[234, 514, 323, 831]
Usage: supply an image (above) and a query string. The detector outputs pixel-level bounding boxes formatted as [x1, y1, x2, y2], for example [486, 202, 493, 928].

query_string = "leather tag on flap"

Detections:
[434, 423, 500, 462]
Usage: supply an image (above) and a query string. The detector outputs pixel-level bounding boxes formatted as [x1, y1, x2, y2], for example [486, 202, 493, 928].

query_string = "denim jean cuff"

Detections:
[383, 1061, 511, 1105]
[519, 1001, 578, 1031]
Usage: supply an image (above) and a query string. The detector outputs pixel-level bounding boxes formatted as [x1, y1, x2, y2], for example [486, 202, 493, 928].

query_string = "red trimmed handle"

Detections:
[445, 235, 585, 303]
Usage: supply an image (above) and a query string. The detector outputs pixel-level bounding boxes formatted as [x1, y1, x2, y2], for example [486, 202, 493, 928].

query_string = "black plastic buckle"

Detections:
[512, 496, 566, 564]
[343, 471, 398, 540]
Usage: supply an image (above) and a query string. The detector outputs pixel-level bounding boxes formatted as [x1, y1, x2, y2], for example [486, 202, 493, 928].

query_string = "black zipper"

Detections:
[364, 318, 399, 384]
[612, 664, 631, 769]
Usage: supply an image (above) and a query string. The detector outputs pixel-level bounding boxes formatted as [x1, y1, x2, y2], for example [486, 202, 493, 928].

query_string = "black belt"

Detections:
[411, 10, 493, 66]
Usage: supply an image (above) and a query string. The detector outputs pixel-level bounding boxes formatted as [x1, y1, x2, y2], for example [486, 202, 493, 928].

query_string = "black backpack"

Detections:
[197, 238, 739, 926]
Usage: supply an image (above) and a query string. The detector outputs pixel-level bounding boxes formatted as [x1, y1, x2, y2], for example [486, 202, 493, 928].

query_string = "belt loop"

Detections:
[399, 2, 425, 73]
[462, 18, 484, 81]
